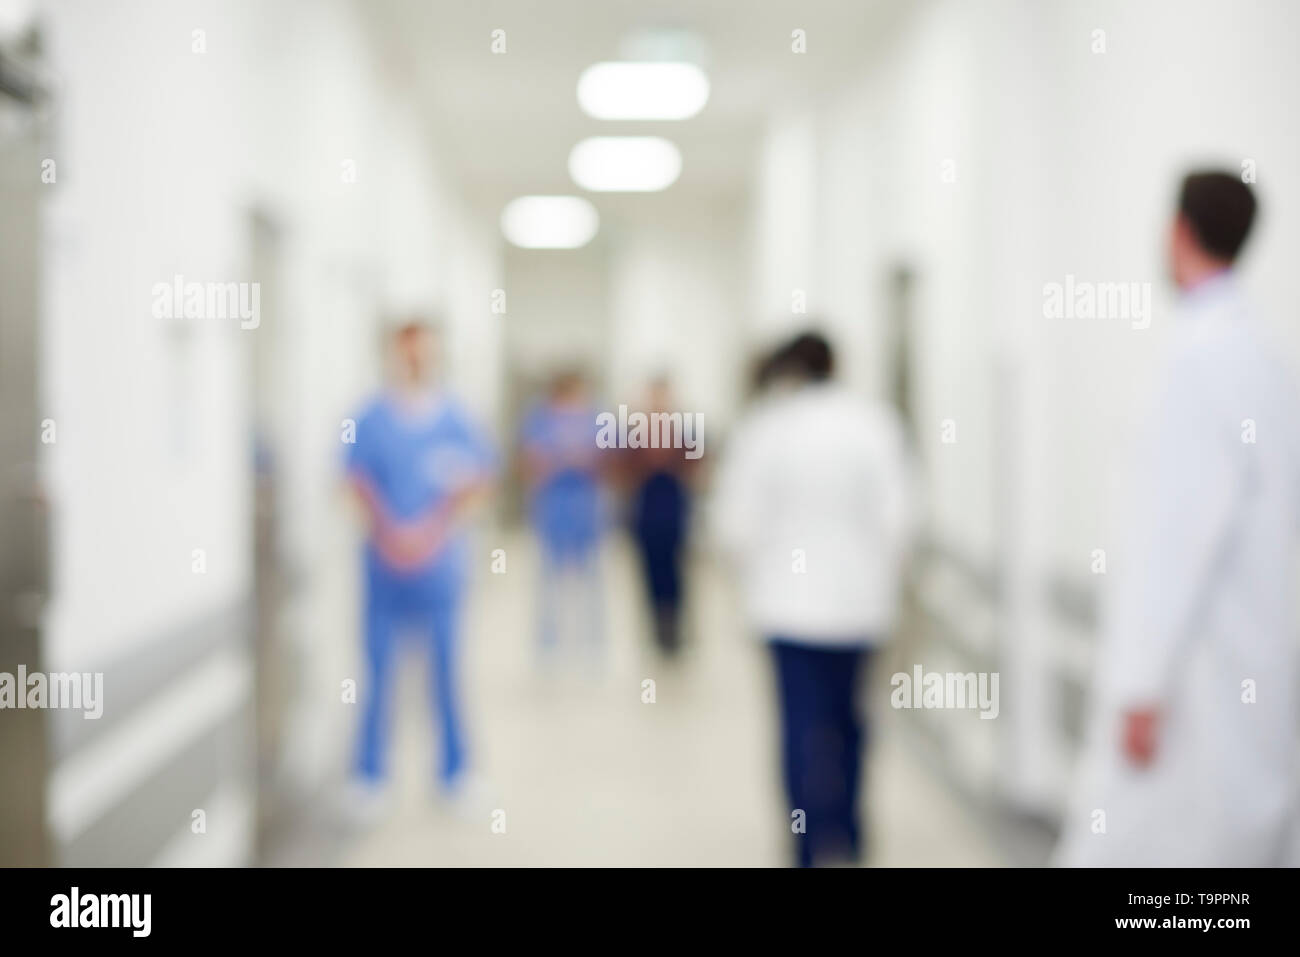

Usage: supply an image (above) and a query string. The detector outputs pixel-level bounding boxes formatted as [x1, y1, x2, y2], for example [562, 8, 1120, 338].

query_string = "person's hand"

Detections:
[373, 524, 428, 573]
[444, 475, 492, 516]
[1121, 707, 1161, 767]
[374, 509, 452, 573]
[351, 474, 456, 572]
[370, 479, 489, 574]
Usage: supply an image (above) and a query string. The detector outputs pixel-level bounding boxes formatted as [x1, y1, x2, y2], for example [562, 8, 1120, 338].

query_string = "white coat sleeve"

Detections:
[1105, 346, 1245, 706]
[710, 417, 765, 560]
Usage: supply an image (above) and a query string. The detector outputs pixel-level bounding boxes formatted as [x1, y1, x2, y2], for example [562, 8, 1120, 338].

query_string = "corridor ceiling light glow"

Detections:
[500, 195, 599, 249]
[568, 137, 682, 193]
[576, 62, 710, 120]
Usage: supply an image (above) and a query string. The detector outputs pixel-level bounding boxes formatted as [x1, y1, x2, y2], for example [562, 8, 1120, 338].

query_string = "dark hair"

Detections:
[765, 331, 834, 384]
[1178, 171, 1257, 262]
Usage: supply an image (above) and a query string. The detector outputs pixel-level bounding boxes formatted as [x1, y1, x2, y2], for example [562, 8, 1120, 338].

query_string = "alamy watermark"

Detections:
[0, 666, 103, 719]
[151, 273, 260, 329]
[50, 887, 150, 937]
[891, 665, 999, 719]
[596, 405, 704, 459]
[1043, 274, 1152, 329]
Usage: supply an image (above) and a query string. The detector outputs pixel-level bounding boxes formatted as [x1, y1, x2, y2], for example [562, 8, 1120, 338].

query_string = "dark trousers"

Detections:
[770, 640, 871, 867]
[631, 472, 689, 651]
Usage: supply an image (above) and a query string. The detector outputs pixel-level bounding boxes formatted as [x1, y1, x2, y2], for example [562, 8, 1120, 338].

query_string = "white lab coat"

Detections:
[711, 381, 913, 645]
[1057, 273, 1300, 866]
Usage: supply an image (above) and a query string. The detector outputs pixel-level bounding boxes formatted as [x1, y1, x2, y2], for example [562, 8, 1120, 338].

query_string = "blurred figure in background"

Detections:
[714, 332, 913, 867]
[1058, 172, 1300, 866]
[344, 321, 497, 819]
[620, 376, 697, 656]
[520, 369, 606, 659]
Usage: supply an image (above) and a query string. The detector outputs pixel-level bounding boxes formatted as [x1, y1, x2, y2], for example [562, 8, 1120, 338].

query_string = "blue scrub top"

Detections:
[521, 402, 603, 556]
[347, 391, 497, 586]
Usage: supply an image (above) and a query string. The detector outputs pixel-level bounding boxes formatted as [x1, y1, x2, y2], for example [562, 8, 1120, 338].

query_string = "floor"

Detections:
[270, 529, 1006, 867]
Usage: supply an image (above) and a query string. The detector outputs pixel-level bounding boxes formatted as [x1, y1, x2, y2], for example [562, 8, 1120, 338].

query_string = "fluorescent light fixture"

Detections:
[500, 195, 599, 249]
[576, 62, 709, 121]
[568, 137, 682, 193]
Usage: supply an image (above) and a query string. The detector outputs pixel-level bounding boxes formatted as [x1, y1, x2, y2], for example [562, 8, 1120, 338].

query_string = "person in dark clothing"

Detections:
[621, 377, 696, 655]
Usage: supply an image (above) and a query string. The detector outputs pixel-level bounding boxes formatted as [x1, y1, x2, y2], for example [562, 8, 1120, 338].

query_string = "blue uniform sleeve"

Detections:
[520, 405, 548, 455]
[453, 403, 500, 481]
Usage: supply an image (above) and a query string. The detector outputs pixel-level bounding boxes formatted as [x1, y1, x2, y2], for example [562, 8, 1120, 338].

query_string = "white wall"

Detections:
[503, 244, 610, 384]
[751, 111, 818, 342]
[608, 200, 746, 428]
[39, 0, 502, 860]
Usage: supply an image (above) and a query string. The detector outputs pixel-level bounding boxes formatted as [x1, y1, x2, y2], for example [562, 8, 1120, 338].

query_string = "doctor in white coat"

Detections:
[1058, 171, 1300, 866]
[713, 332, 913, 867]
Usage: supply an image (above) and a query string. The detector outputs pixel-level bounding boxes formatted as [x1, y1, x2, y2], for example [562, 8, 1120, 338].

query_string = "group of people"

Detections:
[339, 169, 1300, 868]
[519, 372, 696, 659]
[720, 171, 1300, 868]
[340, 331, 696, 818]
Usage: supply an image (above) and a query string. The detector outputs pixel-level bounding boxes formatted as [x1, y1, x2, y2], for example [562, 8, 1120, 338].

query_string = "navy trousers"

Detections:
[631, 472, 689, 651]
[769, 640, 871, 868]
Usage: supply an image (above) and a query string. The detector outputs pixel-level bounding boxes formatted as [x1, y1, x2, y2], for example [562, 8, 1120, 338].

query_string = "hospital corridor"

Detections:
[3, 0, 1300, 888]
[263, 531, 1005, 867]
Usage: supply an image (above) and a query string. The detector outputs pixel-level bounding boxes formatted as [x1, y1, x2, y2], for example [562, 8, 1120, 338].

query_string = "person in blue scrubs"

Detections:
[345, 321, 495, 809]
[520, 370, 605, 655]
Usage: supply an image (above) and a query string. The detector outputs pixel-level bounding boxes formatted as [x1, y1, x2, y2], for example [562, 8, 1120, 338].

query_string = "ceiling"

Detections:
[362, 0, 911, 218]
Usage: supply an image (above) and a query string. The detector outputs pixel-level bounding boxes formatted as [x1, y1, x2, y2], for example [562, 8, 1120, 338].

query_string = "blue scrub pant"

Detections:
[356, 567, 466, 788]
[537, 537, 602, 653]
[770, 640, 872, 867]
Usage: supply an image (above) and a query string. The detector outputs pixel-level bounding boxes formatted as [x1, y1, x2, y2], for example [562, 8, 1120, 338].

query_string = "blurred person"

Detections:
[520, 369, 605, 657]
[344, 320, 496, 819]
[713, 332, 913, 867]
[619, 376, 697, 656]
[1057, 172, 1300, 866]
